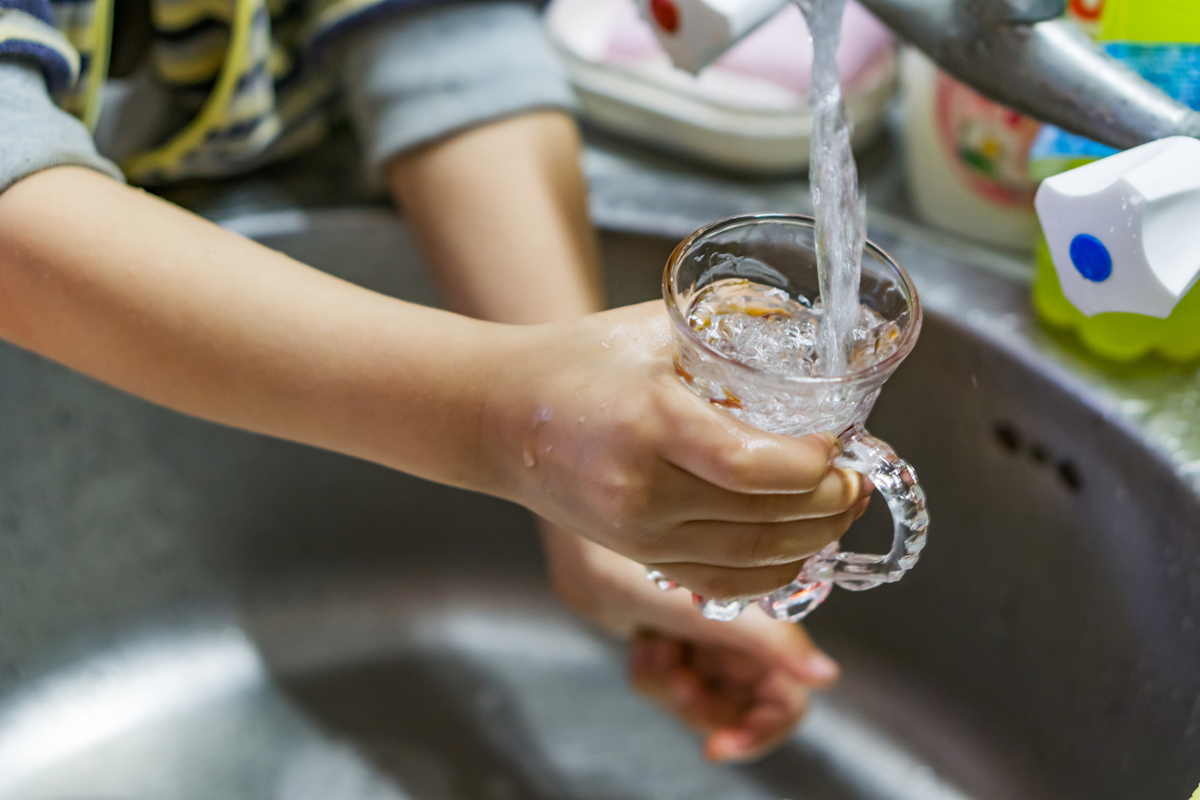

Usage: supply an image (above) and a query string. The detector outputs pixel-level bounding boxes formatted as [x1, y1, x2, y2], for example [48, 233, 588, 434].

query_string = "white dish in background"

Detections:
[545, 0, 897, 174]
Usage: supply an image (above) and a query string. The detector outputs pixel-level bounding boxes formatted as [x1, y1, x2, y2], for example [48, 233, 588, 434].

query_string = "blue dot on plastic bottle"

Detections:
[1069, 234, 1113, 282]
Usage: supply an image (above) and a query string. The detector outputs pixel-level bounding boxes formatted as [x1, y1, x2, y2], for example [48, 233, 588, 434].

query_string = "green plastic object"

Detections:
[1100, 0, 1200, 43]
[1030, 0, 1200, 363]
[1034, 239, 1200, 362]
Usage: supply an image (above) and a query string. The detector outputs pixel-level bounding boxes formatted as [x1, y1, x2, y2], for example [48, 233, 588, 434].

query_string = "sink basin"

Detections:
[1, 196, 1198, 800]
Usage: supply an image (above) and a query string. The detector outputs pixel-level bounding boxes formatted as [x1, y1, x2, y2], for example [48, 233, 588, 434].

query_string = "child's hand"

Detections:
[486, 301, 870, 602]
[632, 629, 819, 762]
[541, 524, 837, 761]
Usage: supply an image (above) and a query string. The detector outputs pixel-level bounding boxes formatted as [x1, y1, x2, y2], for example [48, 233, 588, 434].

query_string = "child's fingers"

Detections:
[632, 634, 808, 762]
[630, 630, 822, 763]
[629, 632, 683, 705]
[631, 633, 744, 730]
[657, 391, 841, 494]
[666, 667, 740, 731]
[644, 505, 860, 569]
[649, 461, 866, 525]
[637, 599, 840, 692]
[704, 671, 810, 763]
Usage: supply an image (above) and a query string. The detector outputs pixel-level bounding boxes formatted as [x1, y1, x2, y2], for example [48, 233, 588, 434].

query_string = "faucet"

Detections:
[861, 0, 1200, 149]
[641, 0, 1200, 150]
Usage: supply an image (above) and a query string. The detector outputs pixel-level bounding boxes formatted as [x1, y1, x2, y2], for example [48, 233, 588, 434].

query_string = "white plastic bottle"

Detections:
[899, 48, 1042, 251]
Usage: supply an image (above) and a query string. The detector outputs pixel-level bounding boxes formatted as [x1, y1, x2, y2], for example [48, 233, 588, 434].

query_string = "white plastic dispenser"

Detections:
[1035, 136, 1200, 319]
[636, 0, 788, 74]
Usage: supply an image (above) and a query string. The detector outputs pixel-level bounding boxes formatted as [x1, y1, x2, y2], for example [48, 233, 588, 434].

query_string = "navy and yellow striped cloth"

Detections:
[0, 0, 425, 183]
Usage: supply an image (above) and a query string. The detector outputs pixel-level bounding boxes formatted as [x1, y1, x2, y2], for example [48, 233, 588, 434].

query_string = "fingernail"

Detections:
[806, 650, 840, 682]
[793, 650, 839, 683]
[708, 731, 752, 762]
[707, 736, 734, 762]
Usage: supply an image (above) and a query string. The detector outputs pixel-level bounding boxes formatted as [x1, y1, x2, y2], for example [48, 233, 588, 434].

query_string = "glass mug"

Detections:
[650, 214, 930, 623]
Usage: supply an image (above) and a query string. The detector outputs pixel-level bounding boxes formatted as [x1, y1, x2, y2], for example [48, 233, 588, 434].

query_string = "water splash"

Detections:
[688, 279, 900, 380]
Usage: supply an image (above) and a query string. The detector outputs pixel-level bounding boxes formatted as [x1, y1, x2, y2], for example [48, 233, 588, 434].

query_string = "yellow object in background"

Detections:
[1031, 0, 1200, 363]
[1034, 241, 1200, 362]
[1100, 0, 1200, 43]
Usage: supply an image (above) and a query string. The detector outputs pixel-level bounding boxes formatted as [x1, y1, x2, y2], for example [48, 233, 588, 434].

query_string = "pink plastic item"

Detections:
[605, 0, 893, 95]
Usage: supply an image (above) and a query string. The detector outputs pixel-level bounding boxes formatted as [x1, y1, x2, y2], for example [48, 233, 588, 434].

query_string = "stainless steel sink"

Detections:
[1, 143, 1199, 800]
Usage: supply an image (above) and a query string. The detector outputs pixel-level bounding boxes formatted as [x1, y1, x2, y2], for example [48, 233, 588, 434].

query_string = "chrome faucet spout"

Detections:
[965, 0, 1064, 23]
[858, 0, 1200, 150]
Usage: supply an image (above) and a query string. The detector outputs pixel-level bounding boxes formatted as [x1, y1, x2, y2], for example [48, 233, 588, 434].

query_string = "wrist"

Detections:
[472, 321, 561, 502]
[386, 312, 521, 494]
[316, 304, 519, 495]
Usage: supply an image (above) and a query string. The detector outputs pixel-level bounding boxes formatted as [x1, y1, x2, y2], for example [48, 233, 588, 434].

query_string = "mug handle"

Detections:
[665, 426, 929, 623]
[758, 425, 929, 621]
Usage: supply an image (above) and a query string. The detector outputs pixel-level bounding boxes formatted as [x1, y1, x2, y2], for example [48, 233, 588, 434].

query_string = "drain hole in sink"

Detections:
[993, 422, 1021, 452]
[1057, 460, 1083, 492]
[993, 421, 1083, 493]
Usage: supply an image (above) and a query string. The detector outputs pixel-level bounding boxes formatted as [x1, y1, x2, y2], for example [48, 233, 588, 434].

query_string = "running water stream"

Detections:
[799, 0, 866, 376]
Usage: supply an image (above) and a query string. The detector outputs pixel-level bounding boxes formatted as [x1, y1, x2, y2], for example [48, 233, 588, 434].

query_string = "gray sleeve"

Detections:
[335, 2, 577, 181]
[0, 60, 124, 194]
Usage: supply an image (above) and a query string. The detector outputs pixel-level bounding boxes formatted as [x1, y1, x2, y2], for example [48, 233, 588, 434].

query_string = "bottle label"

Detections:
[1068, 0, 1104, 21]
[934, 73, 1042, 207]
[1106, 42, 1200, 104]
[1068, 0, 1105, 36]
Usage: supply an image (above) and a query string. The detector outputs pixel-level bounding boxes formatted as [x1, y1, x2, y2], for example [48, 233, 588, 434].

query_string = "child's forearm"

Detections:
[0, 166, 503, 490]
[0, 167, 870, 605]
[387, 111, 604, 323]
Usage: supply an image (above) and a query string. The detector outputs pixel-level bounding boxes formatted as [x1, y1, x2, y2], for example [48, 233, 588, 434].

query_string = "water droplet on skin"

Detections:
[523, 407, 551, 468]
[600, 401, 610, 410]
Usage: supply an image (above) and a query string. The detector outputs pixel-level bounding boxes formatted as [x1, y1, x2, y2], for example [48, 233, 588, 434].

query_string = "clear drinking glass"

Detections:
[655, 214, 929, 623]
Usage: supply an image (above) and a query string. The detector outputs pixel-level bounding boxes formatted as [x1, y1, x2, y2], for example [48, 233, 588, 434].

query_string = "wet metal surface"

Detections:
[0, 583, 1003, 800]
